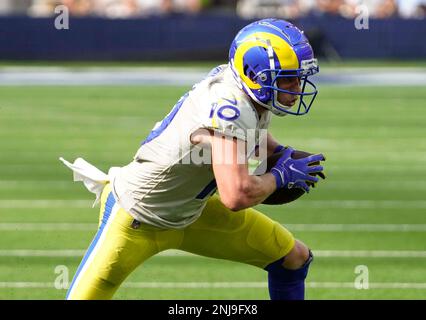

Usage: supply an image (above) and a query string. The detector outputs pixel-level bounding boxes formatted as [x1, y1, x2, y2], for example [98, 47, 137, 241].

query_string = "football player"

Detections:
[63, 18, 325, 300]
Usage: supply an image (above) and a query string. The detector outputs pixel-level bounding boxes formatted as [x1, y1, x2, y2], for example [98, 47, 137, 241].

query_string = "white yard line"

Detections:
[285, 224, 426, 232]
[289, 200, 426, 209]
[307, 282, 426, 289]
[1, 249, 425, 258]
[1, 223, 426, 232]
[2, 181, 426, 191]
[0, 250, 86, 257]
[0, 223, 96, 231]
[314, 250, 426, 258]
[155, 250, 426, 259]
[0, 200, 92, 208]
[1, 199, 426, 209]
[124, 282, 426, 290]
[0, 281, 425, 290]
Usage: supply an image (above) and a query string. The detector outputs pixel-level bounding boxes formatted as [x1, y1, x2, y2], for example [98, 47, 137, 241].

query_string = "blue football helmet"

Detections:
[229, 18, 319, 116]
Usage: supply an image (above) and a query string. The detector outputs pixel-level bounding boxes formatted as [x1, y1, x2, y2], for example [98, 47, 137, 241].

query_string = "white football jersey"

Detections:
[111, 64, 271, 229]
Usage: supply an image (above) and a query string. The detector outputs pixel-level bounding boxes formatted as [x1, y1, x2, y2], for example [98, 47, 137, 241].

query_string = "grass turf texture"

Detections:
[0, 84, 425, 299]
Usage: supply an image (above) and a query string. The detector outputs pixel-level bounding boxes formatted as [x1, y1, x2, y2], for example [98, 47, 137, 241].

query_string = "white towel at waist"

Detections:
[59, 157, 120, 207]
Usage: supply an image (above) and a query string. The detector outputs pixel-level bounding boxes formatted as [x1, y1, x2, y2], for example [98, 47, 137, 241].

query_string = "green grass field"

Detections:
[0, 82, 425, 299]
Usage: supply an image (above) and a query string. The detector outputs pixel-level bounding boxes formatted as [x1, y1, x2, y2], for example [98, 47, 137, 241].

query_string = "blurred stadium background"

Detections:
[0, 0, 425, 300]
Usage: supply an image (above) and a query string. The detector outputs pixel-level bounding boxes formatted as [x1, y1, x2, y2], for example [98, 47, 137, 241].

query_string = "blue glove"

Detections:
[270, 147, 325, 193]
[273, 145, 286, 154]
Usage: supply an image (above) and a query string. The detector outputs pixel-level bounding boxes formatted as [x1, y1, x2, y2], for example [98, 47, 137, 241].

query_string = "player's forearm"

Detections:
[267, 132, 281, 156]
[241, 173, 277, 208]
[220, 173, 276, 211]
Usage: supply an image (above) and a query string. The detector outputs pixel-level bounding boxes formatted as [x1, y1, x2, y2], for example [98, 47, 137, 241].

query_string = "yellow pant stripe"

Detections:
[66, 192, 119, 299]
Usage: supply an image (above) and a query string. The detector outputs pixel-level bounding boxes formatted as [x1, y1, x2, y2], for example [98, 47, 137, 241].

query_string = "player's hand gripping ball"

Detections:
[254, 147, 326, 204]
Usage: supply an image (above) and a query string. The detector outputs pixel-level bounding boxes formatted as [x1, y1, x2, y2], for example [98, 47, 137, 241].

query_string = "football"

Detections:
[254, 149, 325, 205]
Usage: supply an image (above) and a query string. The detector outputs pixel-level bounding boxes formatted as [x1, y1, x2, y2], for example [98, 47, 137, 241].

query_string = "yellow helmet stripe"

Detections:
[233, 32, 299, 90]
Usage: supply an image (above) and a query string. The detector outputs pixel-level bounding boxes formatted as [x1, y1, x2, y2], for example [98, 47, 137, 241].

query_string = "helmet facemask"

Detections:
[251, 42, 319, 116]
